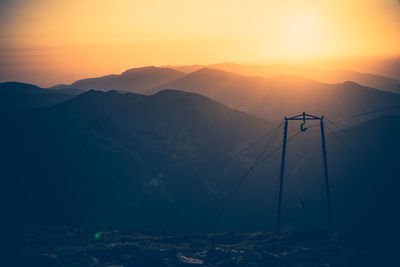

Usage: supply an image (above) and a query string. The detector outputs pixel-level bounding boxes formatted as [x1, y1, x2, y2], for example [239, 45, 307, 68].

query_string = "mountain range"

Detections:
[45, 66, 400, 123]
[171, 63, 400, 93]
[50, 66, 184, 94]
[50, 64, 400, 95]
[150, 68, 400, 122]
[1, 82, 399, 236]
[0, 88, 273, 232]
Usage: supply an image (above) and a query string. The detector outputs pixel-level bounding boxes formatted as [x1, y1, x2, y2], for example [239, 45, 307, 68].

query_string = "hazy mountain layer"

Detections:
[51, 66, 185, 94]
[47, 66, 400, 124]
[0, 82, 75, 109]
[152, 68, 400, 121]
[172, 63, 400, 93]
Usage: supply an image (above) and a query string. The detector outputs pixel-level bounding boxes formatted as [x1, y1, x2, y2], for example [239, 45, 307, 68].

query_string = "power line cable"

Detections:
[215, 126, 284, 210]
[304, 103, 400, 130]
[195, 121, 283, 183]
[211, 128, 286, 208]
[332, 104, 400, 123]
[326, 118, 375, 153]
[176, 121, 284, 201]
[210, 130, 302, 221]
[325, 125, 360, 160]
[191, 123, 285, 223]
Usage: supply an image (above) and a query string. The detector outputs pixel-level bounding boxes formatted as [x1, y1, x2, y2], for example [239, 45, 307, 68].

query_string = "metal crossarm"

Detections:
[287, 112, 321, 120]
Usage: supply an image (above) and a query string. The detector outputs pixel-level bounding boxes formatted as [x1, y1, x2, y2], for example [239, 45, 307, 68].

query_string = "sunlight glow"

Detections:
[277, 13, 322, 58]
[0, 0, 400, 86]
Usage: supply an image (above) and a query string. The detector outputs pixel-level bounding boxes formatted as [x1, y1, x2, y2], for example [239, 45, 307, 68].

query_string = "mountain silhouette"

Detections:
[48, 84, 84, 95]
[151, 68, 400, 122]
[52, 66, 185, 94]
[0, 85, 399, 240]
[173, 63, 400, 93]
[48, 66, 400, 123]
[0, 82, 75, 109]
[0, 89, 273, 232]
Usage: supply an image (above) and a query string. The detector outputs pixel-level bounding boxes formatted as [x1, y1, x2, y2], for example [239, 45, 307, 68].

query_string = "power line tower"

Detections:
[275, 112, 332, 234]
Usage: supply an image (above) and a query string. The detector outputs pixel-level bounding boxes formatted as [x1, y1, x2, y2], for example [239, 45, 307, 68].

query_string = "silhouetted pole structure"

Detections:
[275, 113, 332, 234]
[320, 116, 333, 232]
[276, 118, 288, 234]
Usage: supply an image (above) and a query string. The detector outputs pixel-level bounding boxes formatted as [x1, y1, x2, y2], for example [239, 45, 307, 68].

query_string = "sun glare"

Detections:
[1, 0, 400, 85]
[277, 13, 323, 59]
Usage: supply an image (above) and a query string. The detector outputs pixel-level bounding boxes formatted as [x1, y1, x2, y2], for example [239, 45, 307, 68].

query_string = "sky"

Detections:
[1, 0, 400, 86]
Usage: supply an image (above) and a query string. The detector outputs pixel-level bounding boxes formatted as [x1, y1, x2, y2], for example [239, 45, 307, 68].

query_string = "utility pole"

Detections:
[276, 118, 288, 234]
[275, 113, 332, 234]
[320, 116, 333, 232]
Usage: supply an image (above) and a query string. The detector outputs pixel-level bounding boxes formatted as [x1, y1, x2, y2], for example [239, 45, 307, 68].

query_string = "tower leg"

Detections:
[320, 117, 333, 232]
[276, 119, 288, 234]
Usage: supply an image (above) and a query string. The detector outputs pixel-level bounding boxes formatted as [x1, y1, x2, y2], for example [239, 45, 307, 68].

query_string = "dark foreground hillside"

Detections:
[1, 88, 399, 234]
[0, 89, 273, 232]
[2, 227, 394, 267]
[1, 85, 400, 266]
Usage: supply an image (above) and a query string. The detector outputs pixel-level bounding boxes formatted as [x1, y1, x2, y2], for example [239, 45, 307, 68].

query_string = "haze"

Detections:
[1, 0, 400, 86]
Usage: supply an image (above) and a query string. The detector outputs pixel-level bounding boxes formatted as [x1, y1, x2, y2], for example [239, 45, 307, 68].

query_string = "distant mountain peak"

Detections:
[64, 66, 185, 94]
[0, 82, 74, 109]
[1, 81, 42, 91]
[191, 67, 242, 77]
[153, 88, 206, 99]
[341, 80, 361, 87]
[154, 88, 186, 95]
[267, 74, 323, 85]
[0, 81, 59, 95]
[121, 66, 183, 76]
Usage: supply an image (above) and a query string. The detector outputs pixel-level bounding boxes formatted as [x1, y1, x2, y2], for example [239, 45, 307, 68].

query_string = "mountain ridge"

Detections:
[151, 68, 400, 121]
[0, 88, 273, 232]
[171, 62, 400, 93]
[0, 82, 75, 109]
[51, 66, 185, 94]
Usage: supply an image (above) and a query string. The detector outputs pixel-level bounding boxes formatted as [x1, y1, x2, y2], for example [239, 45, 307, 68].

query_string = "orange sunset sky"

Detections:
[1, 0, 400, 86]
